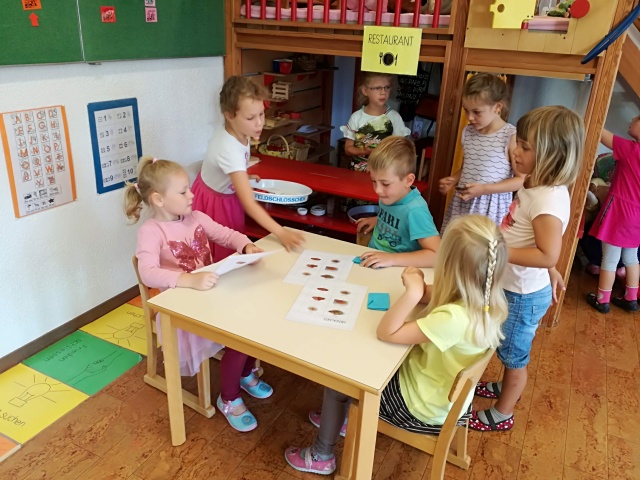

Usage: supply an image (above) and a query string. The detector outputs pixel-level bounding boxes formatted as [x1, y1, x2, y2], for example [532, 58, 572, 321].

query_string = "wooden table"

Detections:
[149, 230, 433, 479]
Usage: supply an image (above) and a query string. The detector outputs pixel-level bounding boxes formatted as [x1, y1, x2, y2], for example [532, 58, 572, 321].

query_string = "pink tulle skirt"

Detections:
[191, 173, 246, 262]
[155, 314, 223, 377]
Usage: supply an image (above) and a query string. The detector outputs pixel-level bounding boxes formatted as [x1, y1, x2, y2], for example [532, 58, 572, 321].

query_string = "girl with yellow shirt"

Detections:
[284, 214, 509, 475]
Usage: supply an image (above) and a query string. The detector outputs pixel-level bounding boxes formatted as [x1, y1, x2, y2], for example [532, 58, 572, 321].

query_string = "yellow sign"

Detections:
[361, 26, 421, 76]
[0, 364, 87, 443]
[81, 303, 147, 355]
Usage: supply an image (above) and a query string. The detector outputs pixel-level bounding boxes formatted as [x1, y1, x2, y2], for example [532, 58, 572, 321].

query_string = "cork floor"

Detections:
[0, 264, 639, 479]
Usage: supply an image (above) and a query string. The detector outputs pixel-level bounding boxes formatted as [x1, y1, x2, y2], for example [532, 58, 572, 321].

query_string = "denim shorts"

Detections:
[497, 284, 552, 370]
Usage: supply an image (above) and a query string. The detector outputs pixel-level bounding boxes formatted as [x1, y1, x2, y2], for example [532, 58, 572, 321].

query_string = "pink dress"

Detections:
[136, 211, 251, 376]
[589, 136, 640, 248]
[193, 128, 249, 262]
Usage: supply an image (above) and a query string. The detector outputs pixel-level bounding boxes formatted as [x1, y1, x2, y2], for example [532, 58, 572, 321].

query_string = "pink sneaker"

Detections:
[284, 446, 336, 475]
[308, 410, 347, 437]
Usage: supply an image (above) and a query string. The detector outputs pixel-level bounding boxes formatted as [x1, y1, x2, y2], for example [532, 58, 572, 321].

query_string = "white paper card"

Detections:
[200, 249, 282, 276]
[286, 281, 367, 330]
[284, 249, 354, 285]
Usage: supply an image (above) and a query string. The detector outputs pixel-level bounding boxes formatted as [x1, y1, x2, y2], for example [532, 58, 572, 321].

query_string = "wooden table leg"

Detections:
[160, 312, 186, 446]
[352, 391, 380, 480]
[336, 402, 359, 479]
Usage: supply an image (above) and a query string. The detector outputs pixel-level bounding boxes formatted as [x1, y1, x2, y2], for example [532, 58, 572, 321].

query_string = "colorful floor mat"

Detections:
[23, 330, 142, 396]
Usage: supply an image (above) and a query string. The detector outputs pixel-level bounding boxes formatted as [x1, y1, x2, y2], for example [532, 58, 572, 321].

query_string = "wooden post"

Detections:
[542, 0, 636, 327]
[425, 0, 469, 229]
[224, 0, 242, 77]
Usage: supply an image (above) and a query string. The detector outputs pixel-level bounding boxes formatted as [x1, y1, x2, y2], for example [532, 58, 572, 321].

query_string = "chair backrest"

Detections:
[131, 255, 155, 332]
[448, 347, 496, 403]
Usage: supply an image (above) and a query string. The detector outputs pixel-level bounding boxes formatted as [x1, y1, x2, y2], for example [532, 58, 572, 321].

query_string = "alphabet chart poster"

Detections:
[87, 98, 142, 194]
[0, 106, 77, 218]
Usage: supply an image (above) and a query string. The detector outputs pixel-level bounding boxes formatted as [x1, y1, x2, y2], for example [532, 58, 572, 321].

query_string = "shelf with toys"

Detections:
[244, 154, 428, 242]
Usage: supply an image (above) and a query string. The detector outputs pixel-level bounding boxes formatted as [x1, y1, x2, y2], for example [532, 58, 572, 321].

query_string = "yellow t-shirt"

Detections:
[398, 302, 487, 425]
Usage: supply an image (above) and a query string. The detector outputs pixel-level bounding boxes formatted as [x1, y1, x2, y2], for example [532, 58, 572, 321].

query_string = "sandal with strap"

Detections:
[468, 409, 514, 432]
[240, 371, 273, 399]
[475, 381, 501, 399]
[217, 395, 257, 432]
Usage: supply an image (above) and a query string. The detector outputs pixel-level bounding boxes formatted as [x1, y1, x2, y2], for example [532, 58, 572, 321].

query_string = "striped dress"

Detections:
[441, 123, 516, 232]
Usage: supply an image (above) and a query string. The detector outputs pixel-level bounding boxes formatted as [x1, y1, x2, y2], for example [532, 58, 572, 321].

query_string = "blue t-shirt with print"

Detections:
[369, 187, 438, 253]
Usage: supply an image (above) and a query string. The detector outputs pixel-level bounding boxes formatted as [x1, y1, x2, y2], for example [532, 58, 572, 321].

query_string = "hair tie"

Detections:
[152, 157, 158, 163]
[133, 182, 140, 193]
[483, 305, 490, 312]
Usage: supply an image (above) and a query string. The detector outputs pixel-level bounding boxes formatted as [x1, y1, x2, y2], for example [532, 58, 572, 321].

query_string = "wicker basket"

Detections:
[258, 135, 310, 161]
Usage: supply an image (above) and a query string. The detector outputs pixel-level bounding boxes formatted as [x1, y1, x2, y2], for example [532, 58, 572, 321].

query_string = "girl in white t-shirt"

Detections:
[340, 72, 410, 171]
[284, 215, 508, 476]
[192, 76, 304, 262]
[469, 106, 585, 432]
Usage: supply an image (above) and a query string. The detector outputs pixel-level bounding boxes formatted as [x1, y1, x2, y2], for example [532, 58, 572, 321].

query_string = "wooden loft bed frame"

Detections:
[224, 0, 637, 327]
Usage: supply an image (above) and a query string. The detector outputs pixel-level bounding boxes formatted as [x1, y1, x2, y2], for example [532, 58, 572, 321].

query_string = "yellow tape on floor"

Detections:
[0, 364, 87, 443]
[81, 303, 147, 355]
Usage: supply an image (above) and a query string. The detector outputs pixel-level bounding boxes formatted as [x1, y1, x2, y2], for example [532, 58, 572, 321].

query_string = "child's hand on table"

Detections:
[356, 217, 377, 235]
[360, 250, 394, 269]
[277, 228, 305, 252]
[243, 243, 263, 254]
[243, 243, 264, 265]
[182, 271, 219, 291]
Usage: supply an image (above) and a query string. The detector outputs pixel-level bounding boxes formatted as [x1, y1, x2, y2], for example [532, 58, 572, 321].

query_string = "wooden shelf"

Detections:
[262, 67, 338, 78]
[262, 119, 302, 131]
[262, 202, 357, 235]
[305, 144, 335, 163]
[292, 125, 334, 138]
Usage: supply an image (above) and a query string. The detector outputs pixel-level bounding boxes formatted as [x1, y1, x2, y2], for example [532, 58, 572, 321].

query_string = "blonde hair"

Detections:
[424, 215, 508, 349]
[463, 72, 510, 119]
[357, 71, 393, 107]
[124, 156, 186, 222]
[219, 75, 268, 116]
[516, 106, 585, 187]
[368, 136, 416, 178]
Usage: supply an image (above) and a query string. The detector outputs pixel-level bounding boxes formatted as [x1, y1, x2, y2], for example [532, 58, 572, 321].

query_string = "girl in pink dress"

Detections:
[192, 76, 304, 261]
[126, 156, 274, 432]
[587, 116, 640, 313]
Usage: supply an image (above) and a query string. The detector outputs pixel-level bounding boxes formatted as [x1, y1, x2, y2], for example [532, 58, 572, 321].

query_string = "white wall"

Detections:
[0, 57, 224, 359]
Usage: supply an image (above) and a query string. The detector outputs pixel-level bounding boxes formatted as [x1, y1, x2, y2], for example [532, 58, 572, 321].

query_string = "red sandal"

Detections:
[468, 409, 514, 432]
[475, 381, 500, 399]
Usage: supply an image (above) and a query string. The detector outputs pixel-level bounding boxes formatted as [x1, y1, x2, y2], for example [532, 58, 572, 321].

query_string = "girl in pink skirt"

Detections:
[587, 116, 640, 313]
[192, 76, 304, 262]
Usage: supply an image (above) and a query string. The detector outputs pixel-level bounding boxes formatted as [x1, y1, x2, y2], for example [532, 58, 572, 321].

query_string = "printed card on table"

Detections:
[286, 281, 367, 331]
[284, 250, 354, 285]
[87, 98, 142, 194]
[0, 106, 77, 218]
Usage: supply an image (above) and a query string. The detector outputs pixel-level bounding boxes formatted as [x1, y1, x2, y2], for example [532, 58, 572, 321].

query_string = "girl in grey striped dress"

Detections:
[439, 73, 524, 232]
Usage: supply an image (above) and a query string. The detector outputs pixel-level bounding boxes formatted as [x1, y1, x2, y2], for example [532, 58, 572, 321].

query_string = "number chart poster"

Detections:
[88, 98, 142, 194]
[0, 106, 77, 218]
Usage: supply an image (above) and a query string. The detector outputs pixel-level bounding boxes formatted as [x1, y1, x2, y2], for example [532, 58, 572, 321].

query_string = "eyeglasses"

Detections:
[367, 86, 392, 92]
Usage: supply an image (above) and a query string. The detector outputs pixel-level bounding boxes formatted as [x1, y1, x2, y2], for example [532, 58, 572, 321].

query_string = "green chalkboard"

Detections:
[0, 1, 224, 66]
[78, 0, 225, 62]
[0, 1, 83, 65]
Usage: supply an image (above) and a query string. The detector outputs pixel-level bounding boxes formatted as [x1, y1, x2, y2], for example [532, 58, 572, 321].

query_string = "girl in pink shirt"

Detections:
[125, 156, 273, 432]
[587, 116, 640, 313]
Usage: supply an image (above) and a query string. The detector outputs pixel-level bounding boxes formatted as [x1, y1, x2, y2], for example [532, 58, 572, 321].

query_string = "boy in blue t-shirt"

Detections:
[356, 136, 440, 268]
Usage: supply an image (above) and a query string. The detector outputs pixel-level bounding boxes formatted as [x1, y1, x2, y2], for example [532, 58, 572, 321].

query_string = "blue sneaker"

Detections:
[216, 395, 257, 432]
[240, 373, 273, 399]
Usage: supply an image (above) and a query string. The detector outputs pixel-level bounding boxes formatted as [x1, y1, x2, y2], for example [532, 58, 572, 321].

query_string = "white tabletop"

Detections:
[149, 230, 433, 393]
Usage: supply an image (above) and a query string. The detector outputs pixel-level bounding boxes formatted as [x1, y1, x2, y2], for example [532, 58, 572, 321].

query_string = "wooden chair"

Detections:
[132, 255, 216, 418]
[338, 348, 495, 480]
